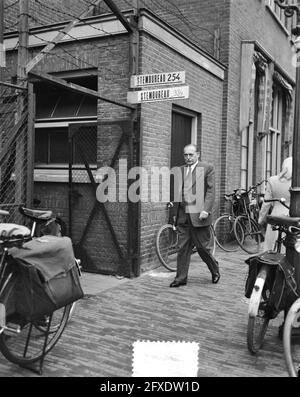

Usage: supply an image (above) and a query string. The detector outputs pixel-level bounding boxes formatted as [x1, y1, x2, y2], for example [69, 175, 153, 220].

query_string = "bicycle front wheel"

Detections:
[155, 224, 178, 272]
[0, 274, 72, 366]
[283, 299, 300, 377]
[234, 216, 261, 254]
[213, 215, 238, 252]
[247, 266, 270, 354]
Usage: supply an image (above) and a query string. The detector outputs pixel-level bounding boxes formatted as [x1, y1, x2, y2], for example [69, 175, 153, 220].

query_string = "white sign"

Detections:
[127, 86, 189, 104]
[130, 71, 185, 88]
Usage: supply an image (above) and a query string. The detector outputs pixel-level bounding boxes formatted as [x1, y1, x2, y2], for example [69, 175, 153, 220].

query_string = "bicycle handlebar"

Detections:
[225, 180, 267, 199]
[264, 198, 290, 210]
[0, 210, 9, 216]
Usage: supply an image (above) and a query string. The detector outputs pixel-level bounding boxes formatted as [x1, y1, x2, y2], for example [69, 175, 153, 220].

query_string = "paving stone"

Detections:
[0, 247, 290, 377]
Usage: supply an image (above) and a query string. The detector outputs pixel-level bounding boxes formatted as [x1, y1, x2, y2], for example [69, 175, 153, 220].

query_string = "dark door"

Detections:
[171, 112, 192, 168]
[170, 112, 192, 201]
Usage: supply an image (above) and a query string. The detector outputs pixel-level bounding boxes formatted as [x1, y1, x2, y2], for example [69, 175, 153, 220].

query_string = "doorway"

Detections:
[170, 110, 194, 202]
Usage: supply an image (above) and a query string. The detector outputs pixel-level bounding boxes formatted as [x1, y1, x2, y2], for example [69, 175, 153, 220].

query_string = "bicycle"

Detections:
[283, 225, 300, 377]
[245, 199, 299, 355]
[19, 203, 66, 238]
[155, 202, 216, 271]
[213, 189, 245, 252]
[0, 212, 82, 375]
[233, 181, 266, 254]
[18, 205, 80, 325]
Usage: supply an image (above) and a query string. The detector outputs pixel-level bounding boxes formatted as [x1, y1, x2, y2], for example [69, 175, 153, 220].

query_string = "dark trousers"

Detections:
[175, 215, 219, 283]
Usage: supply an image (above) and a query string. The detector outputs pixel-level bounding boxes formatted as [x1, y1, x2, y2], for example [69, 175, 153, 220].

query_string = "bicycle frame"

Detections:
[246, 200, 300, 356]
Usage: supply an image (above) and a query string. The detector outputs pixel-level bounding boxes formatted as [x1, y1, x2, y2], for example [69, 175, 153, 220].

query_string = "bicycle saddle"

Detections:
[19, 206, 53, 221]
[0, 224, 31, 238]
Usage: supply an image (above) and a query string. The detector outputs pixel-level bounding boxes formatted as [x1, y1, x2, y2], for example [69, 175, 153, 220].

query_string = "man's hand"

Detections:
[199, 211, 209, 221]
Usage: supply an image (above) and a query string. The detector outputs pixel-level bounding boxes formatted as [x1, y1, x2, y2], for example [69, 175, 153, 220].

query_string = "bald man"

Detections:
[170, 144, 220, 287]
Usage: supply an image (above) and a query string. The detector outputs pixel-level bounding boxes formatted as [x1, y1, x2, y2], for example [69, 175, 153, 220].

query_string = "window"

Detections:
[35, 127, 97, 166]
[34, 75, 98, 182]
[241, 127, 249, 189]
[265, 84, 286, 178]
[35, 76, 97, 120]
[266, 0, 297, 34]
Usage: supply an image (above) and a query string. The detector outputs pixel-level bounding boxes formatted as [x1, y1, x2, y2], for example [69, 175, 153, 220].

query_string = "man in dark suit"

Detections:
[170, 144, 220, 288]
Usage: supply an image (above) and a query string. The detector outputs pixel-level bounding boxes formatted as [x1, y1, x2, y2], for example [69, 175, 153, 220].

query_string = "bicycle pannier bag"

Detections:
[9, 235, 84, 322]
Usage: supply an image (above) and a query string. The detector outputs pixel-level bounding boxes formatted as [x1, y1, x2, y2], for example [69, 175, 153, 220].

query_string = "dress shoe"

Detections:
[212, 272, 220, 284]
[170, 280, 187, 288]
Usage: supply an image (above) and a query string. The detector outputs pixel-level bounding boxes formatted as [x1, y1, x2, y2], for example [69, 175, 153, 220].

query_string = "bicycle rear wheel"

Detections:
[155, 224, 178, 272]
[247, 266, 270, 354]
[0, 274, 72, 366]
[283, 299, 300, 377]
[213, 215, 238, 252]
[234, 216, 261, 254]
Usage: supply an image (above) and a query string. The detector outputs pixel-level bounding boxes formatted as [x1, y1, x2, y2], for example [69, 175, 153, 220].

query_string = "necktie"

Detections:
[184, 166, 193, 204]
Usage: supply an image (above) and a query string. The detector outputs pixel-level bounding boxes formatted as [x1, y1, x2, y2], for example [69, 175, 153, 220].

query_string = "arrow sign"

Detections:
[127, 86, 189, 104]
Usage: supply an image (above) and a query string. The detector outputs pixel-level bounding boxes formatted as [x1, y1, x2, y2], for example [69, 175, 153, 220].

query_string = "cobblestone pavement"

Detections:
[0, 246, 288, 377]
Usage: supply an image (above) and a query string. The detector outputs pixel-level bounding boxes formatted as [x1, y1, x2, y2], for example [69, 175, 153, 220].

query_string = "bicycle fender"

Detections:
[248, 269, 267, 317]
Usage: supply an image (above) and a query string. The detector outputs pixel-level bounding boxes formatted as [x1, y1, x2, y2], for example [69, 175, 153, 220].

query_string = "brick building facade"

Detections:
[1, 0, 296, 276]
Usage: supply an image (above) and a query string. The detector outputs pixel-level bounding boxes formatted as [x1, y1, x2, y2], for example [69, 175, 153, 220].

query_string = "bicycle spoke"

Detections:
[156, 224, 178, 271]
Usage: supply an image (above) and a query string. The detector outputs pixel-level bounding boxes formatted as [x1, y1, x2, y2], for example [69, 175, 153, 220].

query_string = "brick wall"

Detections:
[2, 8, 224, 274]
[4, 0, 91, 31]
[94, 0, 228, 60]
[138, 32, 223, 272]
[223, 0, 295, 197]
[4, 33, 134, 276]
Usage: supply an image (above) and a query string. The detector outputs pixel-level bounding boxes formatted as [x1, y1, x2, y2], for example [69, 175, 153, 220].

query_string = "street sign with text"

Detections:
[127, 85, 189, 104]
[130, 71, 185, 88]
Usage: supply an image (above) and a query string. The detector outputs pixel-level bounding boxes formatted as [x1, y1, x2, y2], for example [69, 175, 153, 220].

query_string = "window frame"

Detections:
[34, 120, 97, 183]
[265, 0, 297, 36]
[265, 83, 286, 179]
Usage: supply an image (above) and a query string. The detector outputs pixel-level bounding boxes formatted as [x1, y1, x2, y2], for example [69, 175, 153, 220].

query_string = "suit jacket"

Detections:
[174, 161, 215, 227]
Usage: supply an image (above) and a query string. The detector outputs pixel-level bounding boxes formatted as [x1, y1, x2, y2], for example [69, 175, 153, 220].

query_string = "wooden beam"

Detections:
[29, 71, 135, 110]
[25, 0, 104, 74]
[0, 0, 4, 69]
[103, 0, 133, 33]
[17, 0, 29, 81]
[26, 83, 35, 207]
[0, 81, 27, 90]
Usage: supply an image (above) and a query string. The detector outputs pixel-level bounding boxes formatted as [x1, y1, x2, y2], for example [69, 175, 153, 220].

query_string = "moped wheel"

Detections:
[283, 299, 300, 377]
[155, 224, 178, 272]
[247, 266, 270, 354]
[213, 215, 238, 252]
